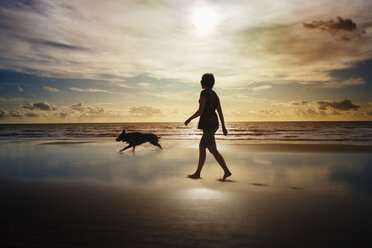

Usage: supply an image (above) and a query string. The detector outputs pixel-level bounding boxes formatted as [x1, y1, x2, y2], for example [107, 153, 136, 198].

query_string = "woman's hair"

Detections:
[201, 73, 215, 88]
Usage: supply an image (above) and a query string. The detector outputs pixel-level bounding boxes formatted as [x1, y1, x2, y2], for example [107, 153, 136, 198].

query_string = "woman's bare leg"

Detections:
[188, 146, 206, 178]
[208, 146, 231, 180]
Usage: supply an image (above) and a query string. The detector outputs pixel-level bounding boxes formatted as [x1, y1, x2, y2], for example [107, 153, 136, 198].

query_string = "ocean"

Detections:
[0, 121, 371, 144]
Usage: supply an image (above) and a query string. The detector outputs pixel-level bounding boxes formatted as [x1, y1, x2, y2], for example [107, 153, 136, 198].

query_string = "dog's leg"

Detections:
[155, 143, 162, 149]
[150, 140, 162, 149]
[120, 144, 132, 152]
[132, 146, 135, 151]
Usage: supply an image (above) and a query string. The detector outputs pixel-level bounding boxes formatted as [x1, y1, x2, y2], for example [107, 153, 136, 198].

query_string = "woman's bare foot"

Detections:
[223, 171, 232, 180]
[188, 173, 201, 179]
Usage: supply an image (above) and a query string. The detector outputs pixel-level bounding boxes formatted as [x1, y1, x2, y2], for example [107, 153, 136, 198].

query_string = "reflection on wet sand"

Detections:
[0, 140, 371, 247]
[181, 187, 227, 199]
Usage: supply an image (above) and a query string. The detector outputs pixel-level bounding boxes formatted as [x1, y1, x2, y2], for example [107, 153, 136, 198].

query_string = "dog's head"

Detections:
[115, 129, 127, 142]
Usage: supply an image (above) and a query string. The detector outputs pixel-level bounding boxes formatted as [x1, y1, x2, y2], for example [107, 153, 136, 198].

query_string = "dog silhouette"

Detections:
[116, 129, 162, 152]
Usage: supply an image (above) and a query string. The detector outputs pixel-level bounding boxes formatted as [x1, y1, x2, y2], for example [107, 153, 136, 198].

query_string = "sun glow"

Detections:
[192, 7, 217, 35]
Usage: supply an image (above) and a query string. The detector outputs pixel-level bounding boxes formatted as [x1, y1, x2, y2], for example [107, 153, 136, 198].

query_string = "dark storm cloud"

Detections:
[22, 101, 57, 111]
[303, 17, 358, 32]
[316, 99, 360, 111]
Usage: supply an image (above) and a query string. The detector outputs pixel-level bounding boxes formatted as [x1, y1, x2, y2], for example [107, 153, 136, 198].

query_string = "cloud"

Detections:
[342, 77, 367, 86]
[70, 102, 104, 114]
[59, 112, 68, 119]
[291, 100, 308, 106]
[252, 85, 272, 91]
[71, 102, 85, 112]
[320, 77, 367, 88]
[22, 101, 57, 111]
[259, 109, 279, 116]
[22, 37, 91, 52]
[69, 87, 113, 93]
[0, 101, 124, 121]
[0, 109, 24, 119]
[43, 86, 60, 92]
[0, 108, 6, 118]
[17, 86, 23, 92]
[316, 99, 360, 111]
[0, 0, 53, 15]
[0, 0, 370, 88]
[228, 108, 283, 121]
[1, 101, 166, 122]
[0, 0, 371, 99]
[303, 16, 365, 41]
[129, 106, 162, 117]
[0, 97, 25, 103]
[6, 110, 23, 118]
[137, 82, 153, 88]
[290, 99, 368, 119]
[303, 17, 358, 32]
[293, 108, 319, 117]
[116, 82, 154, 89]
[25, 112, 39, 117]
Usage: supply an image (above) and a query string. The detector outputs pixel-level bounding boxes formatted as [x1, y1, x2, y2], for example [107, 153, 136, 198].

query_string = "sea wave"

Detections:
[0, 122, 371, 145]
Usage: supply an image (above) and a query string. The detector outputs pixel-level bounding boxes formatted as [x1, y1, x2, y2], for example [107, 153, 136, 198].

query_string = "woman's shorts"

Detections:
[199, 128, 218, 148]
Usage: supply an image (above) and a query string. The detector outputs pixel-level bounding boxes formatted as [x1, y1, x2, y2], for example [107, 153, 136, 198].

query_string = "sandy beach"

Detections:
[1, 140, 372, 247]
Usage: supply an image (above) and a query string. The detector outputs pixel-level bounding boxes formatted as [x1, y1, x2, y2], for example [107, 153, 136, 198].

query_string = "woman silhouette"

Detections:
[185, 73, 232, 180]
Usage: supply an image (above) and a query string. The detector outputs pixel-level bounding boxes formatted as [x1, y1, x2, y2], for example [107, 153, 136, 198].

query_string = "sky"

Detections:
[0, 0, 372, 123]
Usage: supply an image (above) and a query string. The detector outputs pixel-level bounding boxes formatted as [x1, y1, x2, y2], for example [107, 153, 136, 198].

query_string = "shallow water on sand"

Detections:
[1, 140, 371, 195]
[1, 140, 371, 247]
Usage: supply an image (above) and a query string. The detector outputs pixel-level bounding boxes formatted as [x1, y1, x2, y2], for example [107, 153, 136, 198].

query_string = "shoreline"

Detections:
[1, 139, 370, 153]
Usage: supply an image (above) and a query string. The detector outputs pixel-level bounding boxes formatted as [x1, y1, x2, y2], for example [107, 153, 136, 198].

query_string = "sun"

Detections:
[192, 7, 217, 35]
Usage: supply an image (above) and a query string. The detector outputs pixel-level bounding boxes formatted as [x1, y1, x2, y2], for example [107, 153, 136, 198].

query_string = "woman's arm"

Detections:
[184, 96, 206, 125]
[217, 103, 228, 136]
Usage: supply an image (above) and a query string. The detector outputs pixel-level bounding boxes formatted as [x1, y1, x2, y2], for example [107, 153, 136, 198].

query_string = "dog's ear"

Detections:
[122, 129, 126, 134]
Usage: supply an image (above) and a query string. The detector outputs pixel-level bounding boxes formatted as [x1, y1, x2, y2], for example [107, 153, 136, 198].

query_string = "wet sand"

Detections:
[1, 140, 371, 247]
[230, 142, 372, 153]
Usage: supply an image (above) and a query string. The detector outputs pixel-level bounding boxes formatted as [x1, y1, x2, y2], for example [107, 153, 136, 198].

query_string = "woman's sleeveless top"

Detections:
[198, 89, 220, 130]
